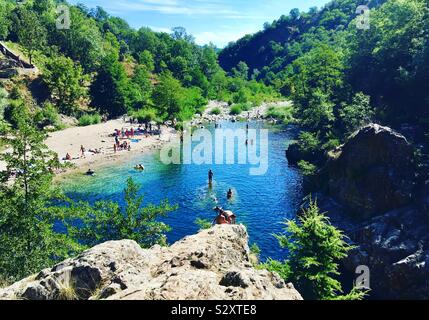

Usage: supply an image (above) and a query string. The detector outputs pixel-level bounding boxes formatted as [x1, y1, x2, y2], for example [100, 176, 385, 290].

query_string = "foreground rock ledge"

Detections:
[0, 225, 302, 300]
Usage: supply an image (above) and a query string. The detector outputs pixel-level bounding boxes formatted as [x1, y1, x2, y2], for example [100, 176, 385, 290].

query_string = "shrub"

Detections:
[210, 107, 221, 115]
[298, 160, 317, 176]
[195, 218, 212, 230]
[130, 108, 158, 124]
[0, 87, 8, 120]
[230, 104, 242, 115]
[266, 104, 294, 123]
[298, 131, 321, 155]
[78, 113, 102, 126]
[270, 199, 367, 300]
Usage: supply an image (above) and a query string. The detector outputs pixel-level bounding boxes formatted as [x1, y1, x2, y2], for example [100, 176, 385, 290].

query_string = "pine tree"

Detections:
[0, 104, 82, 283]
[266, 199, 367, 300]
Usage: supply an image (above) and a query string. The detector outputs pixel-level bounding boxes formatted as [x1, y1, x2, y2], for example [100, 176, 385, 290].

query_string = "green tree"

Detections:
[131, 65, 153, 108]
[286, 44, 344, 110]
[232, 61, 250, 80]
[339, 92, 374, 134]
[15, 7, 47, 64]
[0, 87, 8, 119]
[90, 55, 131, 117]
[66, 178, 177, 248]
[0, 105, 82, 283]
[52, 6, 105, 72]
[152, 72, 184, 120]
[0, 0, 12, 40]
[138, 50, 155, 72]
[43, 56, 89, 115]
[272, 200, 366, 300]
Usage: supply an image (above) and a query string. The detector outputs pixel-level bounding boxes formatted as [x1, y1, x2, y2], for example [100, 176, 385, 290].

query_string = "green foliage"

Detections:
[90, 55, 132, 117]
[339, 93, 374, 134]
[250, 243, 261, 258]
[34, 102, 62, 130]
[297, 131, 321, 158]
[298, 160, 317, 176]
[273, 200, 365, 300]
[0, 0, 12, 40]
[65, 178, 178, 248]
[0, 87, 8, 119]
[229, 104, 242, 116]
[138, 50, 155, 72]
[210, 107, 221, 115]
[258, 258, 291, 280]
[195, 218, 212, 231]
[12, 6, 47, 64]
[152, 72, 185, 120]
[0, 105, 82, 283]
[129, 108, 158, 124]
[153, 72, 206, 121]
[78, 113, 102, 126]
[232, 61, 249, 80]
[266, 104, 294, 123]
[0, 1, 278, 123]
[43, 55, 89, 115]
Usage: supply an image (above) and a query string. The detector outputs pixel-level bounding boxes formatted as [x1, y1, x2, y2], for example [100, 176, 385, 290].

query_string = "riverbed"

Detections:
[61, 120, 303, 261]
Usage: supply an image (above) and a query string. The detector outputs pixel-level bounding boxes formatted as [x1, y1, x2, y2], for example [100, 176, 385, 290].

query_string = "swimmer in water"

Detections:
[227, 189, 233, 200]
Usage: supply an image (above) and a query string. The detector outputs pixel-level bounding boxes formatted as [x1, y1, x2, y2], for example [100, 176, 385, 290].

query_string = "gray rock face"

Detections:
[0, 225, 302, 301]
[324, 124, 416, 219]
[309, 193, 429, 299]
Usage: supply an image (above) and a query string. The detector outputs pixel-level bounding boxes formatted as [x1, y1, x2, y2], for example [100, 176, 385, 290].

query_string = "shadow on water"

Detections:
[61, 120, 303, 261]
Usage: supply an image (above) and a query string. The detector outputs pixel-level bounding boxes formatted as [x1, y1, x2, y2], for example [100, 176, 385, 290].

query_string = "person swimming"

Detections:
[227, 189, 233, 200]
[135, 164, 145, 171]
[86, 169, 95, 176]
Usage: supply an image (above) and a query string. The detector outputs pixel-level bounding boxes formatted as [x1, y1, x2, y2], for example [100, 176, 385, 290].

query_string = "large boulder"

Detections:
[308, 193, 429, 299]
[324, 124, 416, 219]
[0, 225, 302, 301]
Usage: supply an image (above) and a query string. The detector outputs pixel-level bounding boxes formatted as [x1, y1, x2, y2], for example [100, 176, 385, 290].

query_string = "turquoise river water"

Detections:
[61, 121, 303, 261]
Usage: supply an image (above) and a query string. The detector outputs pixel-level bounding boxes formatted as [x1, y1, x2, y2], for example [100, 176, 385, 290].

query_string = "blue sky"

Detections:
[70, 0, 330, 47]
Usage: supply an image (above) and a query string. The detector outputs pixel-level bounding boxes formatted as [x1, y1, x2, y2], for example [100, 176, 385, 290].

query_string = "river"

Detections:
[61, 120, 303, 261]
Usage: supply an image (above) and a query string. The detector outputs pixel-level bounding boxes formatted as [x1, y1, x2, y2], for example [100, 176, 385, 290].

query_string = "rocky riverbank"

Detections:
[192, 100, 290, 124]
[293, 124, 429, 299]
[0, 225, 302, 300]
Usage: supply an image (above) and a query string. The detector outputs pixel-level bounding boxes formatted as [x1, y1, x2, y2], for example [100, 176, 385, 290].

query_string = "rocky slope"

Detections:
[0, 225, 302, 300]
[305, 124, 429, 299]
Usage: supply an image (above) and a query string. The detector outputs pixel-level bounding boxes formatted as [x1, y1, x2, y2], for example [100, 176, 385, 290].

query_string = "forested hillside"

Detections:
[0, 0, 276, 129]
[220, 0, 429, 173]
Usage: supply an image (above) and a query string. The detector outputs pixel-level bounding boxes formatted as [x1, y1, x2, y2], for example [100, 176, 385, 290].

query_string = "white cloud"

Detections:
[194, 28, 256, 48]
[148, 25, 172, 33]
[95, 0, 252, 18]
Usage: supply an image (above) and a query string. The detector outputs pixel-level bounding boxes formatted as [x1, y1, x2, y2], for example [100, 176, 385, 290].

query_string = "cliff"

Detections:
[310, 124, 429, 299]
[0, 224, 302, 300]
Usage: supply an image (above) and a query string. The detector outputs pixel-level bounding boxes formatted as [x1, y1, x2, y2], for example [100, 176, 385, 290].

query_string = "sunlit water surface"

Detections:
[61, 121, 302, 260]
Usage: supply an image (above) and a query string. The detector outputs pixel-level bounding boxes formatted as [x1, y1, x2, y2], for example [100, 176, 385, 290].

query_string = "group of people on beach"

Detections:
[63, 145, 101, 161]
[114, 139, 131, 153]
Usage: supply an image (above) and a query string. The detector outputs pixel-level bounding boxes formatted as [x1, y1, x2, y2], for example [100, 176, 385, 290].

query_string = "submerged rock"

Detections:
[0, 225, 302, 301]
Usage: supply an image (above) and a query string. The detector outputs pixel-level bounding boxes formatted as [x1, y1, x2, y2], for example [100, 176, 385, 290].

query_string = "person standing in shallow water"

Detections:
[208, 170, 214, 185]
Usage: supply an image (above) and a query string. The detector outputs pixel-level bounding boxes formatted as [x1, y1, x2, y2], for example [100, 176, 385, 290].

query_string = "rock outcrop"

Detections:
[0, 225, 302, 301]
[309, 194, 429, 299]
[323, 124, 416, 219]
[306, 124, 428, 299]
